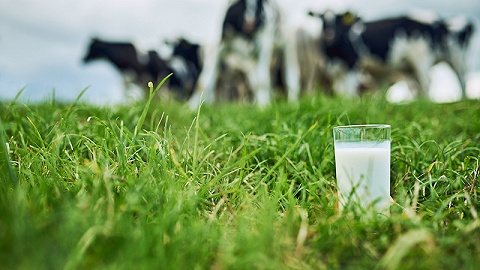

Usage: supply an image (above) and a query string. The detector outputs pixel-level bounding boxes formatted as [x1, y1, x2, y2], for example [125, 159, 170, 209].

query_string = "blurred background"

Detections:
[1, 0, 479, 105]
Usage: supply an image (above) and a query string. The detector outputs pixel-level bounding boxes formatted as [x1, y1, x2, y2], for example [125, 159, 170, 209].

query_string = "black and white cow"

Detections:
[167, 38, 203, 99]
[188, 0, 300, 108]
[83, 38, 146, 84]
[83, 37, 202, 100]
[309, 11, 474, 98]
[83, 38, 164, 97]
[145, 50, 184, 98]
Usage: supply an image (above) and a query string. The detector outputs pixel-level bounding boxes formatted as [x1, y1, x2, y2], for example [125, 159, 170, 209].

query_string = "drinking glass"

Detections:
[333, 124, 391, 214]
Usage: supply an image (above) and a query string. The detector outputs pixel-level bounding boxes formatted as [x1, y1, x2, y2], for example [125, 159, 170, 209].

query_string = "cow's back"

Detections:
[360, 17, 448, 61]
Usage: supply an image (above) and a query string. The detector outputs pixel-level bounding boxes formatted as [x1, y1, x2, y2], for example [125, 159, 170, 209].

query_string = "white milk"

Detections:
[334, 141, 390, 214]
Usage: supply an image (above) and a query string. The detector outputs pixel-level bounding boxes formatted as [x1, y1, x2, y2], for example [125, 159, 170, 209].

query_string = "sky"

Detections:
[1, 0, 479, 104]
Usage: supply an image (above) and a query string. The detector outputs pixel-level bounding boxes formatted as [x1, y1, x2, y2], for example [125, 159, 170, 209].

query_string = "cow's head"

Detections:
[83, 38, 103, 63]
[163, 38, 202, 73]
[171, 38, 200, 60]
[243, 0, 265, 35]
[446, 16, 475, 48]
[223, 0, 266, 39]
[310, 10, 361, 48]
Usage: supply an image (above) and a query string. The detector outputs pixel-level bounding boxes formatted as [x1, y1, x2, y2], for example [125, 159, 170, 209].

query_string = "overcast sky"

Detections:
[1, 0, 479, 104]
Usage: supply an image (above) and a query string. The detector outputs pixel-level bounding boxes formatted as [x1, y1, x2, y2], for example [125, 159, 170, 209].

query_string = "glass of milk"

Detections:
[333, 124, 391, 215]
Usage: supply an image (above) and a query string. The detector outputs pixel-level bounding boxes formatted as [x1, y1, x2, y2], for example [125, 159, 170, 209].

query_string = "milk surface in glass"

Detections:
[333, 127, 391, 214]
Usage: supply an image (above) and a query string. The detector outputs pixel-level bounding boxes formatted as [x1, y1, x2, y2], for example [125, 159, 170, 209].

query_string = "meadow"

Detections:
[0, 86, 479, 269]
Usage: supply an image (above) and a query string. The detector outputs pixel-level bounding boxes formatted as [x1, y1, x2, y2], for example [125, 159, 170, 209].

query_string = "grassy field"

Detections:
[0, 87, 479, 269]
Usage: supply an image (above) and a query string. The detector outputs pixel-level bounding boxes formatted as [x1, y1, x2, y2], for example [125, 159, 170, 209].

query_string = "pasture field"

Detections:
[0, 87, 479, 269]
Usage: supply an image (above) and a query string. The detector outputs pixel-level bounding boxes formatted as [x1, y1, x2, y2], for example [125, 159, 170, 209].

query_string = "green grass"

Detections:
[0, 88, 479, 269]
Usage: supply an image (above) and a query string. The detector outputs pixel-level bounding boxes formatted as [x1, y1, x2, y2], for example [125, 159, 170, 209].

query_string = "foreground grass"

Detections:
[0, 92, 479, 269]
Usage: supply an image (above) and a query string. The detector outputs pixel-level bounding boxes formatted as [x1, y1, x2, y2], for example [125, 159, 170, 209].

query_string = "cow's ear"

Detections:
[308, 10, 321, 18]
[342, 11, 357, 26]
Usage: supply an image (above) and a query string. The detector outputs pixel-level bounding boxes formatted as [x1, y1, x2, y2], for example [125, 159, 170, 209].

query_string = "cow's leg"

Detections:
[332, 68, 360, 97]
[253, 34, 274, 106]
[188, 43, 221, 109]
[344, 70, 361, 97]
[122, 71, 145, 100]
[410, 54, 433, 98]
[299, 33, 323, 95]
[282, 29, 301, 102]
[447, 43, 468, 98]
[251, 12, 277, 106]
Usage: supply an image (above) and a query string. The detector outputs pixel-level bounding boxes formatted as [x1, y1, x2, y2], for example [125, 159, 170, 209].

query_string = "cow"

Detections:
[83, 37, 202, 100]
[83, 38, 147, 94]
[187, 0, 301, 108]
[145, 50, 182, 99]
[309, 11, 474, 98]
[166, 38, 203, 99]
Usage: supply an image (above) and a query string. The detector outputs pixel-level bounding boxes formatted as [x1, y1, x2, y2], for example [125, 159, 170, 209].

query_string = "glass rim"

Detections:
[333, 124, 390, 130]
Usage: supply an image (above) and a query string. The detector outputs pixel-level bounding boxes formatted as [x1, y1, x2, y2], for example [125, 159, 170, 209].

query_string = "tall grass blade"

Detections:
[7, 86, 26, 109]
[134, 74, 172, 138]
[64, 87, 89, 119]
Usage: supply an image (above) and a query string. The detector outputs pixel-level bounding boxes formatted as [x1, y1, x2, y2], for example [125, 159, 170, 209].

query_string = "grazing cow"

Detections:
[83, 38, 146, 90]
[309, 11, 474, 98]
[83, 38, 162, 98]
[188, 0, 300, 108]
[83, 37, 202, 100]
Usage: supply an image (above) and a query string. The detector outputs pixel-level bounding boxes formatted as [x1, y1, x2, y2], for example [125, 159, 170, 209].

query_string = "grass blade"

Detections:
[134, 74, 172, 138]
[0, 118, 17, 187]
